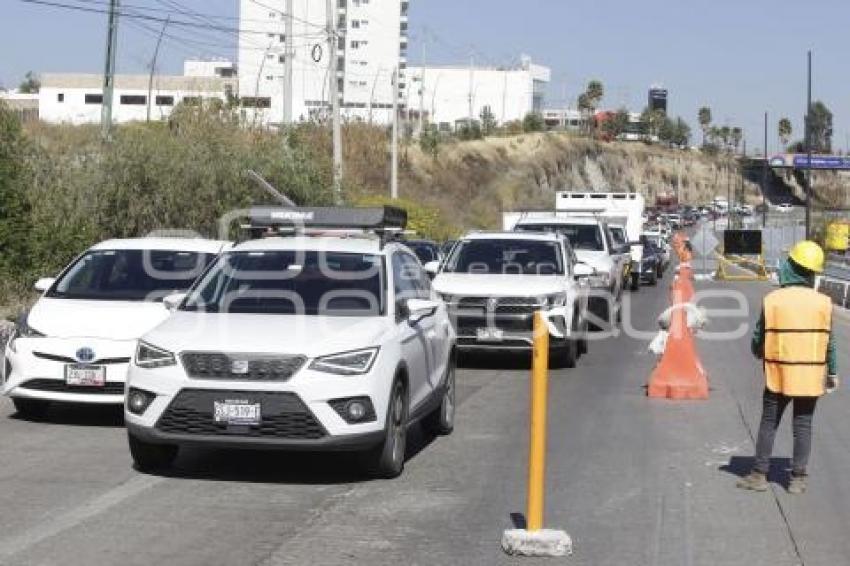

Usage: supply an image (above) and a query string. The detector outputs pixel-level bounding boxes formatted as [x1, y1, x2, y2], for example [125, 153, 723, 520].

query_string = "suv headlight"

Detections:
[587, 272, 611, 288]
[544, 293, 568, 307]
[8, 315, 46, 353]
[309, 347, 379, 376]
[437, 293, 454, 304]
[135, 341, 176, 368]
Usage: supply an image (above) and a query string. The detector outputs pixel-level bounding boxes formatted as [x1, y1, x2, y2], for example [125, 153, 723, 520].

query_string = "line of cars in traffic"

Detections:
[2, 193, 673, 478]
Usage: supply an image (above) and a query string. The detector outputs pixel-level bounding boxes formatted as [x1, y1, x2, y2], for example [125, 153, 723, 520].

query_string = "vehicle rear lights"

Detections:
[127, 388, 155, 415]
[329, 396, 376, 424]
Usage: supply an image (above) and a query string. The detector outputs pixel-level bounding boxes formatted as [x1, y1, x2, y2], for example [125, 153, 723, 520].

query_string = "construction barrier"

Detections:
[648, 259, 709, 400]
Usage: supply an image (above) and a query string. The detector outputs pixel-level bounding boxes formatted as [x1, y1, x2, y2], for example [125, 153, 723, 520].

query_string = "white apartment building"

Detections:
[38, 60, 237, 125]
[406, 56, 550, 130]
[238, 0, 408, 125]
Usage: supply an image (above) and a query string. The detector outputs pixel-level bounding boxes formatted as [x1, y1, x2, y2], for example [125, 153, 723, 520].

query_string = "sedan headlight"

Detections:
[309, 347, 379, 376]
[135, 341, 176, 368]
[8, 314, 46, 353]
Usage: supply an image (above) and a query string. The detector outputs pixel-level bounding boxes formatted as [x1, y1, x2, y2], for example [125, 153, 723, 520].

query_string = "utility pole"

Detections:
[763, 112, 768, 228]
[804, 50, 813, 238]
[418, 36, 426, 136]
[101, 0, 120, 140]
[467, 51, 474, 125]
[146, 16, 169, 123]
[327, 0, 342, 203]
[391, 67, 399, 199]
[282, 0, 293, 125]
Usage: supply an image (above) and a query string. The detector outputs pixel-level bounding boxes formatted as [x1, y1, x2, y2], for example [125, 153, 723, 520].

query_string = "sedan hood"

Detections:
[27, 297, 170, 341]
[432, 273, 565, 298]
[143, 312, 392, 358]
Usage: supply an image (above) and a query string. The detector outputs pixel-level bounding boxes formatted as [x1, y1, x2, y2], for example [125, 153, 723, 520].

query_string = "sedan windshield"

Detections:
[516, 223, 605, 251]
[47, 249, 216, 301]
[443, 240, 563, 275]
[404, 241, 440, 264]
[182, 251, 385, 316]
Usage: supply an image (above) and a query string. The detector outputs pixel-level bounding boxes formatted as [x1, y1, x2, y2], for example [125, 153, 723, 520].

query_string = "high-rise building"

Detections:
[238, 0, 408, 125]
[648, 86, 667, 114]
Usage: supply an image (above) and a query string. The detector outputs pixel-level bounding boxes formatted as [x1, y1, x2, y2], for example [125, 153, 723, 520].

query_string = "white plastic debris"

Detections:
[502, 529, 573, 557]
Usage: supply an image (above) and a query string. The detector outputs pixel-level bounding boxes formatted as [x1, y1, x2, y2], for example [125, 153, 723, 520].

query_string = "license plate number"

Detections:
[476, 327, 504, 342]
[214, 400, 261, 425]
[65, 364, 106, 387]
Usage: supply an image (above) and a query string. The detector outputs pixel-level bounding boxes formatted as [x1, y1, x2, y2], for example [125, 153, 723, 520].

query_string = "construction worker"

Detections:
[738, 240, 838, 494]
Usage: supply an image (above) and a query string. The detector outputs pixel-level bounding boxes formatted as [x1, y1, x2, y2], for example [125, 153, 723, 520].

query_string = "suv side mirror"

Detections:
[406, 298, 439, 323]
[422, 260, 440, 278]
[163, 292, 187, 311]
[574, 263, 595, 278]
[34, 277, 56, 293]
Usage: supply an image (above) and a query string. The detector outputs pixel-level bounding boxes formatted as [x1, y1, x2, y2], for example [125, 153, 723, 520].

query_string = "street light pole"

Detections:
[146, 16, 169, 123]
[762, 112, 768, 228]
[100, 0, 120, 140]
[804, 50, 813, 238]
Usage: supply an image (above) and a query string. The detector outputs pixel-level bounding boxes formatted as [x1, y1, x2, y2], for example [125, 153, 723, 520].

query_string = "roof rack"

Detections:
[243, 205, 408, 247]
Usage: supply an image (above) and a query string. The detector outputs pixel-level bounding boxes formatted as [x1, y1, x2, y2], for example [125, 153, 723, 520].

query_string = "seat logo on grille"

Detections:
[230, 360, 250, 374]
[76, 347, 96, 363]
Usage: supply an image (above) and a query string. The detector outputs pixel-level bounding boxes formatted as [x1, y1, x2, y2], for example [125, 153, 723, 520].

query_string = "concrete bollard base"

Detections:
[501, 528, 573, 557]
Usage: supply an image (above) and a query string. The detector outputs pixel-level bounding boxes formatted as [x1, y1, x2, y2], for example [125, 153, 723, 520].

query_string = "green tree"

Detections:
[808, 100, 833, 152]
[585, 80, 604, 111]
[419, 124, 440, 158]
[577, 92, 592, 133]
[18, 71, 40, 94]
[698, 106, 712, 145]
[479, 105, 497, 136]
[731, 127, 743, 153]
[778, 117, 792, 149]
[522, 112, 544, 133]
[719, 126, 731, 149]
[640, 107, 666, 141]
[0, 102, 33, 288]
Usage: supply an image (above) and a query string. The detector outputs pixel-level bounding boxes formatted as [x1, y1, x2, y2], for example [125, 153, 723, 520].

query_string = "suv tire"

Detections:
[364, 378, 408, 479]
[128, 432, 178, 472]
[12, 398, 50, 420]
[550, 321, 577, 369]
[423, 357, 455, 436]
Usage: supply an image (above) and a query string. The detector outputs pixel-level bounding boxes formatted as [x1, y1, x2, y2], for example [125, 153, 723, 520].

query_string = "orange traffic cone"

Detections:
[648, 305, 709, 400]
[671, 270, 695, 304]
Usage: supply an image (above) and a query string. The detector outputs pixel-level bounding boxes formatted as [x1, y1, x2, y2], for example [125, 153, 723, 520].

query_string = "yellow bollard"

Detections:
[526, 311, 549, 532]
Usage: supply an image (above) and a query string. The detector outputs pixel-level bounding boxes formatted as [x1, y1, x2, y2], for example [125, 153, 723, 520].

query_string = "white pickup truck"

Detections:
[555, 191, 646, 291]
[430, 231, 591, 367]
[503, 212, 623, 329]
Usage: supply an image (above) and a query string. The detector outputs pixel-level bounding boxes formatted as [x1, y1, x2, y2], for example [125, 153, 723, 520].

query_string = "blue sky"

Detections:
[1, 0, 847, 152]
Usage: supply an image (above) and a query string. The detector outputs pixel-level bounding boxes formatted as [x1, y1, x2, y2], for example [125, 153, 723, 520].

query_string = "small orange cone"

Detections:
[647, 305, 709, 400]
[671, 273, 695, 304]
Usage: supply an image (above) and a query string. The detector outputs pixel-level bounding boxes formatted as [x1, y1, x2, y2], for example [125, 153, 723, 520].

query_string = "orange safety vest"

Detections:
[763, 286, 832, 397]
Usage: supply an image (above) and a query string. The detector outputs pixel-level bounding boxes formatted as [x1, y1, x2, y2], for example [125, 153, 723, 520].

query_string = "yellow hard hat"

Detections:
[788, 240, 825, 273]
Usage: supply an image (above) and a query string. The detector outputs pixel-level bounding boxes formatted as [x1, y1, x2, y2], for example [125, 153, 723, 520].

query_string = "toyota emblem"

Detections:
[76, 347, 96, 363]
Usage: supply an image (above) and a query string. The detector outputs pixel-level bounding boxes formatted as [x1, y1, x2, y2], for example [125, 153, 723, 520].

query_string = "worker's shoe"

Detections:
[736, 472, 769, 492]
[787, 475, 807, 495]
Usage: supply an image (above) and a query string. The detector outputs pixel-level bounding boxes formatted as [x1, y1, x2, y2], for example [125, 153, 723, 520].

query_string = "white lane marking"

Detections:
[0, 474, 163, 559]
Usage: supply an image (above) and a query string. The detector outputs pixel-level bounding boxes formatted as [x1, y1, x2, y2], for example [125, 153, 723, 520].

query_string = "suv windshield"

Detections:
[443, 239, 563, 275]
[182, 251, 386, 316]
[47, 249, 216, 301]
[516, 223, 605, 251]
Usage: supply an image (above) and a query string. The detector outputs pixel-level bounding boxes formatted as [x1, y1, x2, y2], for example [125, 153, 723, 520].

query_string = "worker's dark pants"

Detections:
[753, 389, 818, 477]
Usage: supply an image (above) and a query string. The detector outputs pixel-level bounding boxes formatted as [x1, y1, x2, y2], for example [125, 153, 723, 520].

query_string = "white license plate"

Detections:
[65, 364, 106, 387]
[214, 400, 261, 425]
[476, 328, 504, 342]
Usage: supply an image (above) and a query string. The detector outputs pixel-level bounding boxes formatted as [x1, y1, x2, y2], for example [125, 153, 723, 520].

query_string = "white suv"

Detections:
[513, 216, 623, 328]
[430, 232, 591, 367]
[2, 238, 229, 418]
[124, 207, 456, 479]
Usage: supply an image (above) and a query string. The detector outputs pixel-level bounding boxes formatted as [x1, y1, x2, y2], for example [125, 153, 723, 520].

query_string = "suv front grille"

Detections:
[180, 352, 305, 381]
[156, 389, 326, 439]
[20, 378, 125, 395]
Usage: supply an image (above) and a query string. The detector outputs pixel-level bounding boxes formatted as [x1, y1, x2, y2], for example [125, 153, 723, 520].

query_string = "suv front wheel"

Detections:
[363, 378, 408, 479]
[128, 433, 178, 472]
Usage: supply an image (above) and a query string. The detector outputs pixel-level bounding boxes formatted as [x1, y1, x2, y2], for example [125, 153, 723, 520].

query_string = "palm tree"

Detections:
[586, 80, 604, 110]
[719, 126, 731, 150]
[577, 92, 592, 133]
[778, 118, 792, 149]
[698, 106, 712, 145]
[731, 127, 743, 153]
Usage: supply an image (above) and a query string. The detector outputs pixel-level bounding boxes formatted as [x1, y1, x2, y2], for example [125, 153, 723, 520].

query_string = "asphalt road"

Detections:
[1, 274, 848, 566]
